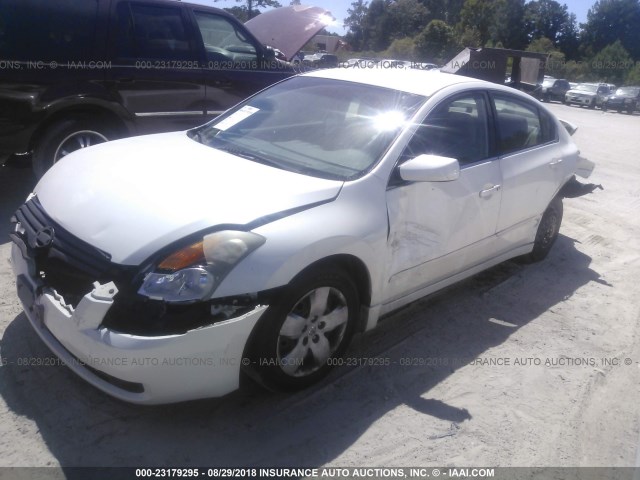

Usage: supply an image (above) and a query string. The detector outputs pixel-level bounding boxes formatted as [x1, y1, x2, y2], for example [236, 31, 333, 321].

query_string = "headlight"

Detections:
[138, 230, 265, 303]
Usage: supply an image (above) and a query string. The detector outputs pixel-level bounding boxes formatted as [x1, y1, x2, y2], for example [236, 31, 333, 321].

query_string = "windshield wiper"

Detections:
[215, 144, 285, 168]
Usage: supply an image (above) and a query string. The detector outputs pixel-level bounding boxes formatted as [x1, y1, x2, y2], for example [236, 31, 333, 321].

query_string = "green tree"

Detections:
[626, 63, 640, 84]
[214, 0, 281, 20]
[384, 37, 416, 60]
[526, 37, 565, 77]
[388, 0, 431, 40]
[458, 26, 482, 48]
[362, 0, 393, 51]
[223, 6, 254, 22]
[524, 0, 571, 44]
[344, 0, 369, 51]
[415, 19, 459, 62]
[589, 41, 633, 85]
[557, 12, 580, 60]
[490, 0, 527, 49]
[581, 0, 640, 60]
[423, 0, 466, 24]
[458, 0, 496, 46]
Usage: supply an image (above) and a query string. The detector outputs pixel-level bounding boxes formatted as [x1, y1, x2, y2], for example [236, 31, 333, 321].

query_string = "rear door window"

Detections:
[115, 3, 193, 60]
[491, 94, 557, 155]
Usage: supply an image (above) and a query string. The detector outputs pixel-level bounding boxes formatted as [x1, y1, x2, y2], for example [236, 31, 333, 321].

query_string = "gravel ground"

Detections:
[0, 103, 639, 469]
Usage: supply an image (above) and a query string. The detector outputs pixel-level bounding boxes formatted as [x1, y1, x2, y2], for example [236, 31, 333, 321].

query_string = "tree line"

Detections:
[343, 0, 640, 85]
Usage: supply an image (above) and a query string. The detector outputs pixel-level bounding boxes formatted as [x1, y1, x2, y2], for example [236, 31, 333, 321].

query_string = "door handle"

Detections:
[479, 184, 501, 198]
[549, 158, 564, 166]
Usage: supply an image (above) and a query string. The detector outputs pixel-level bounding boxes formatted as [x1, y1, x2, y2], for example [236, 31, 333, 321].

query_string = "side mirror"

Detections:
[262, 46, 276, 61]
[398, 154, 460, 182]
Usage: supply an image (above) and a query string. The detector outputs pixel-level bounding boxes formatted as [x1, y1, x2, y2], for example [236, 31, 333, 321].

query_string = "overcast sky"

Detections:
[200, 0, 597, 34]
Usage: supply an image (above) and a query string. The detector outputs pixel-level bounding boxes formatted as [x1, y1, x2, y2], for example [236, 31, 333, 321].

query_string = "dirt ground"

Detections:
[0, 103, 639, 469]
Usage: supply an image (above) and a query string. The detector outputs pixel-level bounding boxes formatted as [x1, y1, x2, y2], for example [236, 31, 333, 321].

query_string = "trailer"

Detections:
[441, 47, 549, 94]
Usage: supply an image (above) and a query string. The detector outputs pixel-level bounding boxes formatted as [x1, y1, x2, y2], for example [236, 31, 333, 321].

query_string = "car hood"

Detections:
[245, 5, 334, 61]
[34, 132, 343, 265]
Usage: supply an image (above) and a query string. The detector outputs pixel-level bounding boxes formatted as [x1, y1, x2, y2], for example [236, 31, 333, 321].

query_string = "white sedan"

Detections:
[10, 68, 593, 404]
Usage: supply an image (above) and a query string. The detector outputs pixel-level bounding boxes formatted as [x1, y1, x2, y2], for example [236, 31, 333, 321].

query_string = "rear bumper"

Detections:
[11, 242, 266, 404]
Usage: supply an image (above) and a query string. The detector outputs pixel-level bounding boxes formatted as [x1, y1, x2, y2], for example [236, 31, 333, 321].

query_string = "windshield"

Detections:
[615, 87, 640, 96]
[190, 77, 426, 180]
[576, 84, 597, 93]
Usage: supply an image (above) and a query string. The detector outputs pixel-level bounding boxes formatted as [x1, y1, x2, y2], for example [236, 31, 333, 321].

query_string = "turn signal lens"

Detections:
[158, 241, 205, 271]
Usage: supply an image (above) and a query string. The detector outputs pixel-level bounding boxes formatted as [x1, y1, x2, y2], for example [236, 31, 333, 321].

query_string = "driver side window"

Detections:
[401, 92, 490, 166]
[194, 11, 257, 68]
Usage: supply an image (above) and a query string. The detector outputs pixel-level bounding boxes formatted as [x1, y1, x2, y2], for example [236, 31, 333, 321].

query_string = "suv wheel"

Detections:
[33, 117, 114, 178]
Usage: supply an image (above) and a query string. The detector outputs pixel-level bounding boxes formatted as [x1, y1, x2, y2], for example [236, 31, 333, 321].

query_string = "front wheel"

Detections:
[32, 117, 113, 178]
[523, 196, 563, 263]
[245, 267, 359, 391]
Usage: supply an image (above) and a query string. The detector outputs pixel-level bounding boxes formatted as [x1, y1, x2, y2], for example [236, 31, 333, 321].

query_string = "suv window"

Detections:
[401, 93, 490, 165]
[116, 3, 192, 60]
[492, 94, 556, 154]
[0, 0, 98, 61]
[194, 11, 258, 67]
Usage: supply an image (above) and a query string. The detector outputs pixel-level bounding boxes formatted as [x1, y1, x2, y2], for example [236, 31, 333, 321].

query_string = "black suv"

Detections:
[602, 86, 640, 114]
[0, 0, 328, 176]
[538, 78, 571, 103]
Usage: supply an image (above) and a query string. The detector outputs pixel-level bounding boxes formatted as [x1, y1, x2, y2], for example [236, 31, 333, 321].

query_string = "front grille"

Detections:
[13, 197, 134, 306]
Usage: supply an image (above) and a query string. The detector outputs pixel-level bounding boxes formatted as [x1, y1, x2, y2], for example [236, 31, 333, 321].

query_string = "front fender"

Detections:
[212, 184, 389, 307]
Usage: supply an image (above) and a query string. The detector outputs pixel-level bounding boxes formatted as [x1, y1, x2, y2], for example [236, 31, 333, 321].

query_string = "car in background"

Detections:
[303, 52, 339, 69]
[564, 83, 614, 109]
[539, 78, 571, 103]
[0, 1, 332, 176]
[602, 86, 640, 114]
[412, 62, 439, 70]
[10, 68, 594, 404]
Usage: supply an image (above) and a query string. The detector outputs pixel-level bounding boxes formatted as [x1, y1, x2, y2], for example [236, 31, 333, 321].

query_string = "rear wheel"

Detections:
[523, 196, 563, 263]
[245, 267, 359, 391]
[33, 117, 114, 178]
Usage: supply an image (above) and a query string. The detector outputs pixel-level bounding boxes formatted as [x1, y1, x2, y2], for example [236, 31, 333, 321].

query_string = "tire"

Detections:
[33, 117, 113, 178]
[589, 100, 595, 109]
[245, 267, 359, 391]
[523, 196, 563, 263]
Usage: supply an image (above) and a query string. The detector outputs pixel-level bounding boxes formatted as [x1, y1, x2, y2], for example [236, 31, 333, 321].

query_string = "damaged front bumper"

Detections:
[11, 242, 266, 404]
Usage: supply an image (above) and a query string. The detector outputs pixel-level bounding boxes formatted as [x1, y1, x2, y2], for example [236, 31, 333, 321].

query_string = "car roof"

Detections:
[301, 68, 492, 97]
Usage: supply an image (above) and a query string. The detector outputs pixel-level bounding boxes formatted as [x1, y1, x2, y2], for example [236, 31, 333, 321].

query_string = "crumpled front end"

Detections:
[9, 199, 267, 404]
